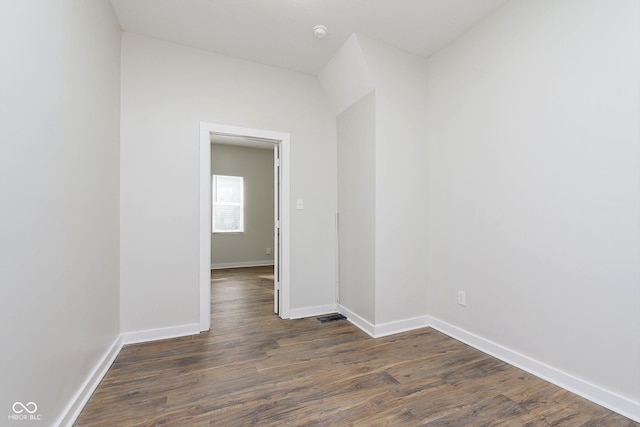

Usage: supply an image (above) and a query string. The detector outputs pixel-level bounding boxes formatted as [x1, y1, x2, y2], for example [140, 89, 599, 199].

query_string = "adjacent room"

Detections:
[2, 0, 638, 425]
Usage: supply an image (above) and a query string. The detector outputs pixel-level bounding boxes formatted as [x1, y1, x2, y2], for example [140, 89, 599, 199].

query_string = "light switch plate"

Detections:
[458, 291, 466, 306]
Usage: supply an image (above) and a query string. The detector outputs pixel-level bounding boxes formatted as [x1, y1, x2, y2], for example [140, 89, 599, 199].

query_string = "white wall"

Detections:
[326, 34, 430, 329]
[426, 0, 640, 404]
[337, 91, 377, 324]
[211, 144, 274, 267]
[318, 34, 375, 116]
[120, 33, 337, 333]
[356, 36, 430, 325]
[0, 0, 121, 423]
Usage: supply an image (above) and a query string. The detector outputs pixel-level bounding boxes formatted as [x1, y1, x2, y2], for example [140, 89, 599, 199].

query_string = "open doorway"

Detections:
[210, 137, 276, 308]
[199, 122, 291, 332]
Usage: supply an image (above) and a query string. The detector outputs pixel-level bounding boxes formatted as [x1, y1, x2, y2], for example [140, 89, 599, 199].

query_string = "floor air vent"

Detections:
[317, 314, 347, 323]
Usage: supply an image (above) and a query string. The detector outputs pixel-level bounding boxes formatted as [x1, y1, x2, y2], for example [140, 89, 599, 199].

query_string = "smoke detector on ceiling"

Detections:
[313, 25, 328, 40]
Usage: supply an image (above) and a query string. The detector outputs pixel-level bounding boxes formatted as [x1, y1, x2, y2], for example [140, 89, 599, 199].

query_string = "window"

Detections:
[212, 175, 244, 233]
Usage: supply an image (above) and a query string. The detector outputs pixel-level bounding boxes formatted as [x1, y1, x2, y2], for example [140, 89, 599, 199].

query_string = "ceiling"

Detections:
[110, 0, 509, 75]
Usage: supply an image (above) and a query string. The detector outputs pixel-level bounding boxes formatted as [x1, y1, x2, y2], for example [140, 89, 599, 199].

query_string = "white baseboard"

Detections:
[121, 323, 201, 345]
[289, 304, 337, 319]
[338, 305, 376, 337]
[210, 260, 274, 270]
[55, 335, 123, 427]
[337, 306, 429, 338]
[428, 316, 640, 423]
[374, 315, 430, 338]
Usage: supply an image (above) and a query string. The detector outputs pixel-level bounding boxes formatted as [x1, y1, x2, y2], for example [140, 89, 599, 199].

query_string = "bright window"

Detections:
[212, 175, 244, 233]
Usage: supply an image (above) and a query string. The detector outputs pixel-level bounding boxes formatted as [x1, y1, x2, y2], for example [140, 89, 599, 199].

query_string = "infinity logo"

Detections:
[12, 401, 37, 414]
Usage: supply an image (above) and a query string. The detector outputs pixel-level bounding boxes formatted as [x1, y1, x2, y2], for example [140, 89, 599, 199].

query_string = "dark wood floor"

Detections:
[75, 266, 637, 426]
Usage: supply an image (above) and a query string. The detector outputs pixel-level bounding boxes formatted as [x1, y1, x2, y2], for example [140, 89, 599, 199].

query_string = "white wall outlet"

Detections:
[296, 198, 304, 210]
[458, 291, 467, 306]
[266, 248, 272, 255]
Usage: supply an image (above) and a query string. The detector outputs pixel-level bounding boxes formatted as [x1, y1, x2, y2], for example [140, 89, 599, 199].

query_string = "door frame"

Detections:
[199, 122, 291, 331]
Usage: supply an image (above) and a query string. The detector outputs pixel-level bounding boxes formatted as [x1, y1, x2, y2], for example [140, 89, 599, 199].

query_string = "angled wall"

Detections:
[318, 34, 375, 116]
[325, 34, 429, 330]
[356, 36, 429, 326]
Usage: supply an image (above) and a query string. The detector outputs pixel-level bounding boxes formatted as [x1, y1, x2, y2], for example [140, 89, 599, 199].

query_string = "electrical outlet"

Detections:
[266, 248, 272, 255]
[458, 291, 466, 307]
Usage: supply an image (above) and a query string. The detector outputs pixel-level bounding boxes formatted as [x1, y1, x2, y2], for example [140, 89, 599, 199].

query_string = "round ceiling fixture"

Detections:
[313, 25, 328, 40]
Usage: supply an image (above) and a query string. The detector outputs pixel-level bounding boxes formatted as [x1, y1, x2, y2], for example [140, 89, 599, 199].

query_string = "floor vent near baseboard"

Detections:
[317, 314, 347, 323]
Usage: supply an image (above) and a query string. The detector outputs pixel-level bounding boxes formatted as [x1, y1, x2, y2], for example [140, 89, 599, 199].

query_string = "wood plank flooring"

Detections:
[75, 266, 637, 426]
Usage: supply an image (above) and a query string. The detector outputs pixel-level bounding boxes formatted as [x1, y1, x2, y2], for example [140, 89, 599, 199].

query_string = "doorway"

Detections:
[199, 122, 291, 332]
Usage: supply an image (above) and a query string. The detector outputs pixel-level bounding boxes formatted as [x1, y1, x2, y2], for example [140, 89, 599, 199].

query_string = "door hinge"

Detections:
[275, 220, 280, 229]
[275, 281, 280, 291]
[275, 158, 280, 167]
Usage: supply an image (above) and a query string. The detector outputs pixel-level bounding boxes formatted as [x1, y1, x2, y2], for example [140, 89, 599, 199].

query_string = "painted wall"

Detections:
[120, 33, 337, 332]
[318, 34, 375, 116]
[337, 91, 377, 324]
[211, 144, 274, 268]
[356, 35, 430, 325]
[426, 0, 640, 404]
[326, 35, 430, 328]
[0, 0, 121, 423]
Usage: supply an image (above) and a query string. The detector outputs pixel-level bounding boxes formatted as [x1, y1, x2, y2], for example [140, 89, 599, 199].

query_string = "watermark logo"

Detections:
[8, 402, 41, 422]
[12, 402, 37, 414]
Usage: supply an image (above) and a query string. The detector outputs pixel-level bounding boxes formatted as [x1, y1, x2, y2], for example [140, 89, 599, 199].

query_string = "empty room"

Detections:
[1, 0, 638, 425]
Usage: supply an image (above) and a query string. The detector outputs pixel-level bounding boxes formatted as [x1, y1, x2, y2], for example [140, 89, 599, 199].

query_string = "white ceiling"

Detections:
[110, 0, 509, 75]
